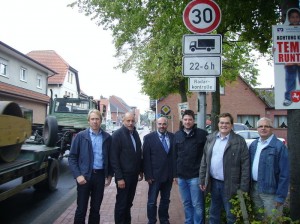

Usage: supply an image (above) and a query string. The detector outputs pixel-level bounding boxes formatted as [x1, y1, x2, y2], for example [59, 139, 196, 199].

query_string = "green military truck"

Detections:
[31, 96, 100, 157]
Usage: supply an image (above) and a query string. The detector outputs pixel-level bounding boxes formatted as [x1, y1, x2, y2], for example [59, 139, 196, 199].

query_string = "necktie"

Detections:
[161, 134, 169, 153]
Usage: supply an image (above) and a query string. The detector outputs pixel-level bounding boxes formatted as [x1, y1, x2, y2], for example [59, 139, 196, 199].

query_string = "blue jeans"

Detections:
[209, 178, 235, 224]
[147, 180, 173, 224]
[178, 177, 205, 224]
[284, 65, 300, 100]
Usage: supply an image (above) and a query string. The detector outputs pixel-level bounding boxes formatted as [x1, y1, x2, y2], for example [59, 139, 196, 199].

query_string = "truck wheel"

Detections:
[33, 158, 59, 191]
[47, 158, 59, 191]
[43, 116, 58, 147]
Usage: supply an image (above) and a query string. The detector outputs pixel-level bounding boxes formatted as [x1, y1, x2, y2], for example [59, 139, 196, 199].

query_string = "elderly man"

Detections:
[249, 117, 289, 221]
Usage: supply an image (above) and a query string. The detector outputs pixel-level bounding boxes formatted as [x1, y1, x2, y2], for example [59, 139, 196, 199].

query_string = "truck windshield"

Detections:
[54, 98, 91, 114]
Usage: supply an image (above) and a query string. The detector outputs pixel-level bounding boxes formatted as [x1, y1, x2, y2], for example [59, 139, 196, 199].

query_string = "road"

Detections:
[0, 157, 76, 224]
[0, 127, 150, 224]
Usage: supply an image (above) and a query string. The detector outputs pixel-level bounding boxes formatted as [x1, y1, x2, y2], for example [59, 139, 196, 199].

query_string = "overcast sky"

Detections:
[1, 0, 274, 113]
[1, 0, 150, 112]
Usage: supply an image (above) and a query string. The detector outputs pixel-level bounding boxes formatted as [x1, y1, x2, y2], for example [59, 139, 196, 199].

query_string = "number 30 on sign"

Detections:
[183, 0, 221, 34]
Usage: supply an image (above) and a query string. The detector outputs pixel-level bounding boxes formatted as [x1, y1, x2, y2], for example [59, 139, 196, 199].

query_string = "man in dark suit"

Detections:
[143, 116, 174, 224]
[110, 112, 143, 224]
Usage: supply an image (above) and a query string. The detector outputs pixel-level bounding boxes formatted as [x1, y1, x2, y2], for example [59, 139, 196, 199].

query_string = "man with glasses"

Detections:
[249, 117, 289, 221]
[199, 112, 249, 224]
[143, 116, 174, 224]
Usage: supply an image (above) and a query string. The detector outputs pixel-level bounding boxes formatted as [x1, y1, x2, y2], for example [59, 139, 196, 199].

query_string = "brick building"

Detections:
[156, 76, 287, 140]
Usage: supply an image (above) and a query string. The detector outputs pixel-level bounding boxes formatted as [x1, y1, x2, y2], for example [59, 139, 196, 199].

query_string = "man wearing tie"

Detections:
[110, 112, 143, 224]
[143, 116, 174, 224]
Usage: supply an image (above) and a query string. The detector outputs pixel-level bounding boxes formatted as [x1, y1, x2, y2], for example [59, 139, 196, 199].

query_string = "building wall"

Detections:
[0, 52, 48, 95]
[0, 95, 47, 124]
[157, 77, 287, 139]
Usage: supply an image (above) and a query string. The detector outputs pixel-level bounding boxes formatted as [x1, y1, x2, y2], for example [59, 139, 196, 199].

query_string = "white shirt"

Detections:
[210, 133, 230, 181]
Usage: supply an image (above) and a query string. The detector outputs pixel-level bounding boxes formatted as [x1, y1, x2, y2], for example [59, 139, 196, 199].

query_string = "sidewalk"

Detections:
[54, 180, 184, 224]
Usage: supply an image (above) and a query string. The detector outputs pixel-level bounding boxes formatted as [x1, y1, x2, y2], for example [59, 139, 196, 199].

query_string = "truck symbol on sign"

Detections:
[190, 39, 215, 52]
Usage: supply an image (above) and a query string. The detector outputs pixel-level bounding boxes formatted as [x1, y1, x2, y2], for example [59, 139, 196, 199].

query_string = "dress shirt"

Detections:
[89, 128, 103, 169]
[130, 132, 136, 151]
[158, 131, 170, 149]
[210, 132, 230, 181]
[252, 134, 274, 181]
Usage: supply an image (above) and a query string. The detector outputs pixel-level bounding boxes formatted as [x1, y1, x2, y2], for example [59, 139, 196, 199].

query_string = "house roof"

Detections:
[0, 82, 50, 103]
[239, 75, 274, 108]
[27, 50, 81, 94]
[0, 41, 56, 76]
[27, 50, 69, 85]
[109, 95, 132, 113]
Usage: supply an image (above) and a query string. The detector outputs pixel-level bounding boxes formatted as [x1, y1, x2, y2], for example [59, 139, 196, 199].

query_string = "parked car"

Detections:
[236, 130, 286, 148]
[206, 123, 249, 133]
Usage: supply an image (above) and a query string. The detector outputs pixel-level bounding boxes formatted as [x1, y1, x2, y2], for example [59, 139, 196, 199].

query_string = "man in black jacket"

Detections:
[173, 110, 208, 224]
[143, 116, 174, 224]
[110, 112, 143, 224]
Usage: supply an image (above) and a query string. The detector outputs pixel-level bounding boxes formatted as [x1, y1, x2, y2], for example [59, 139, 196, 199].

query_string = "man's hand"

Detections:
[275, 202, 283, 209]
[138, 172, 144, 181]
[76, 175, 86, 185]
[117, 179, 125, 189]
[146, 179, 154, 184]
[105, 176, 112, 187]
[200, 184, 206, 191]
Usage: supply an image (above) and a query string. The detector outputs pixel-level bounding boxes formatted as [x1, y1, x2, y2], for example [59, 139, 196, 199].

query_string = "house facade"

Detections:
[0, 41, 56, 124]
[157, 76, 287, 140]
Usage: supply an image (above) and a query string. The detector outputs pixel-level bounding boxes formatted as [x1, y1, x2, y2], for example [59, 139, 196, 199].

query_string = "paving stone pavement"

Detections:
[54, 179, 184, 224]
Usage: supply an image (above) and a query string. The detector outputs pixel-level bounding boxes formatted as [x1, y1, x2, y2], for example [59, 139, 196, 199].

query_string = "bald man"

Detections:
[110, 112, 143, 224]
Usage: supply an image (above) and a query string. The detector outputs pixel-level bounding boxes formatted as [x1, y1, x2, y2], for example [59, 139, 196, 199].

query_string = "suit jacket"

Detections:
[110, 125, 142, 181]
[143, 131, 174, 183]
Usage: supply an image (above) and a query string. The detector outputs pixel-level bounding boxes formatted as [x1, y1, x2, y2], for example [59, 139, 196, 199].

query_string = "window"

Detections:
[67, 71, 73, 84]
[237, 115, 260, 128]
[274, 115, 288, 128]
[0, 58, 8, 76]
[36, 75, 42, 88]
[220, 86, 225, 95]
[20, 67, 27, 81]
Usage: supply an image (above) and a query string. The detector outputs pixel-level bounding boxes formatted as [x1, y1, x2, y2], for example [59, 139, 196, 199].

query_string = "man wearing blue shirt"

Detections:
[249, 117, 289, 221]
[69, 109, 113, 224]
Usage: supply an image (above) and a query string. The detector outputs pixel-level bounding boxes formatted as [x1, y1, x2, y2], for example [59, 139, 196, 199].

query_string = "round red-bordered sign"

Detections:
[183, 0, 221, 34]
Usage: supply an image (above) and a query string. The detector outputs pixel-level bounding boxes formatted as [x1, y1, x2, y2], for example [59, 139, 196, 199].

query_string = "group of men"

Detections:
[68, 108, 289, 224]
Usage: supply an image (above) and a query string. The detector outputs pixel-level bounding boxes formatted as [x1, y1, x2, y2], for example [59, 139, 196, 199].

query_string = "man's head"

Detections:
[218, 113, 233, 136]
[88, 109, 102, 132]
[257, 117, 273, 140]
[156, 117, 168, 134]
[182, 110, 195, 130]
[122, 112, 135, 131]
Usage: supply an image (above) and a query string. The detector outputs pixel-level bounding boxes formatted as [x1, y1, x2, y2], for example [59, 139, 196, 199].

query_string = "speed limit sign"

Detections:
[183, 0, 221, 34]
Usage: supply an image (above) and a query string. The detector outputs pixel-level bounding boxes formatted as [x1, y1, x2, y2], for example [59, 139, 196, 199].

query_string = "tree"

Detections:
[70, 0, 279, 126]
